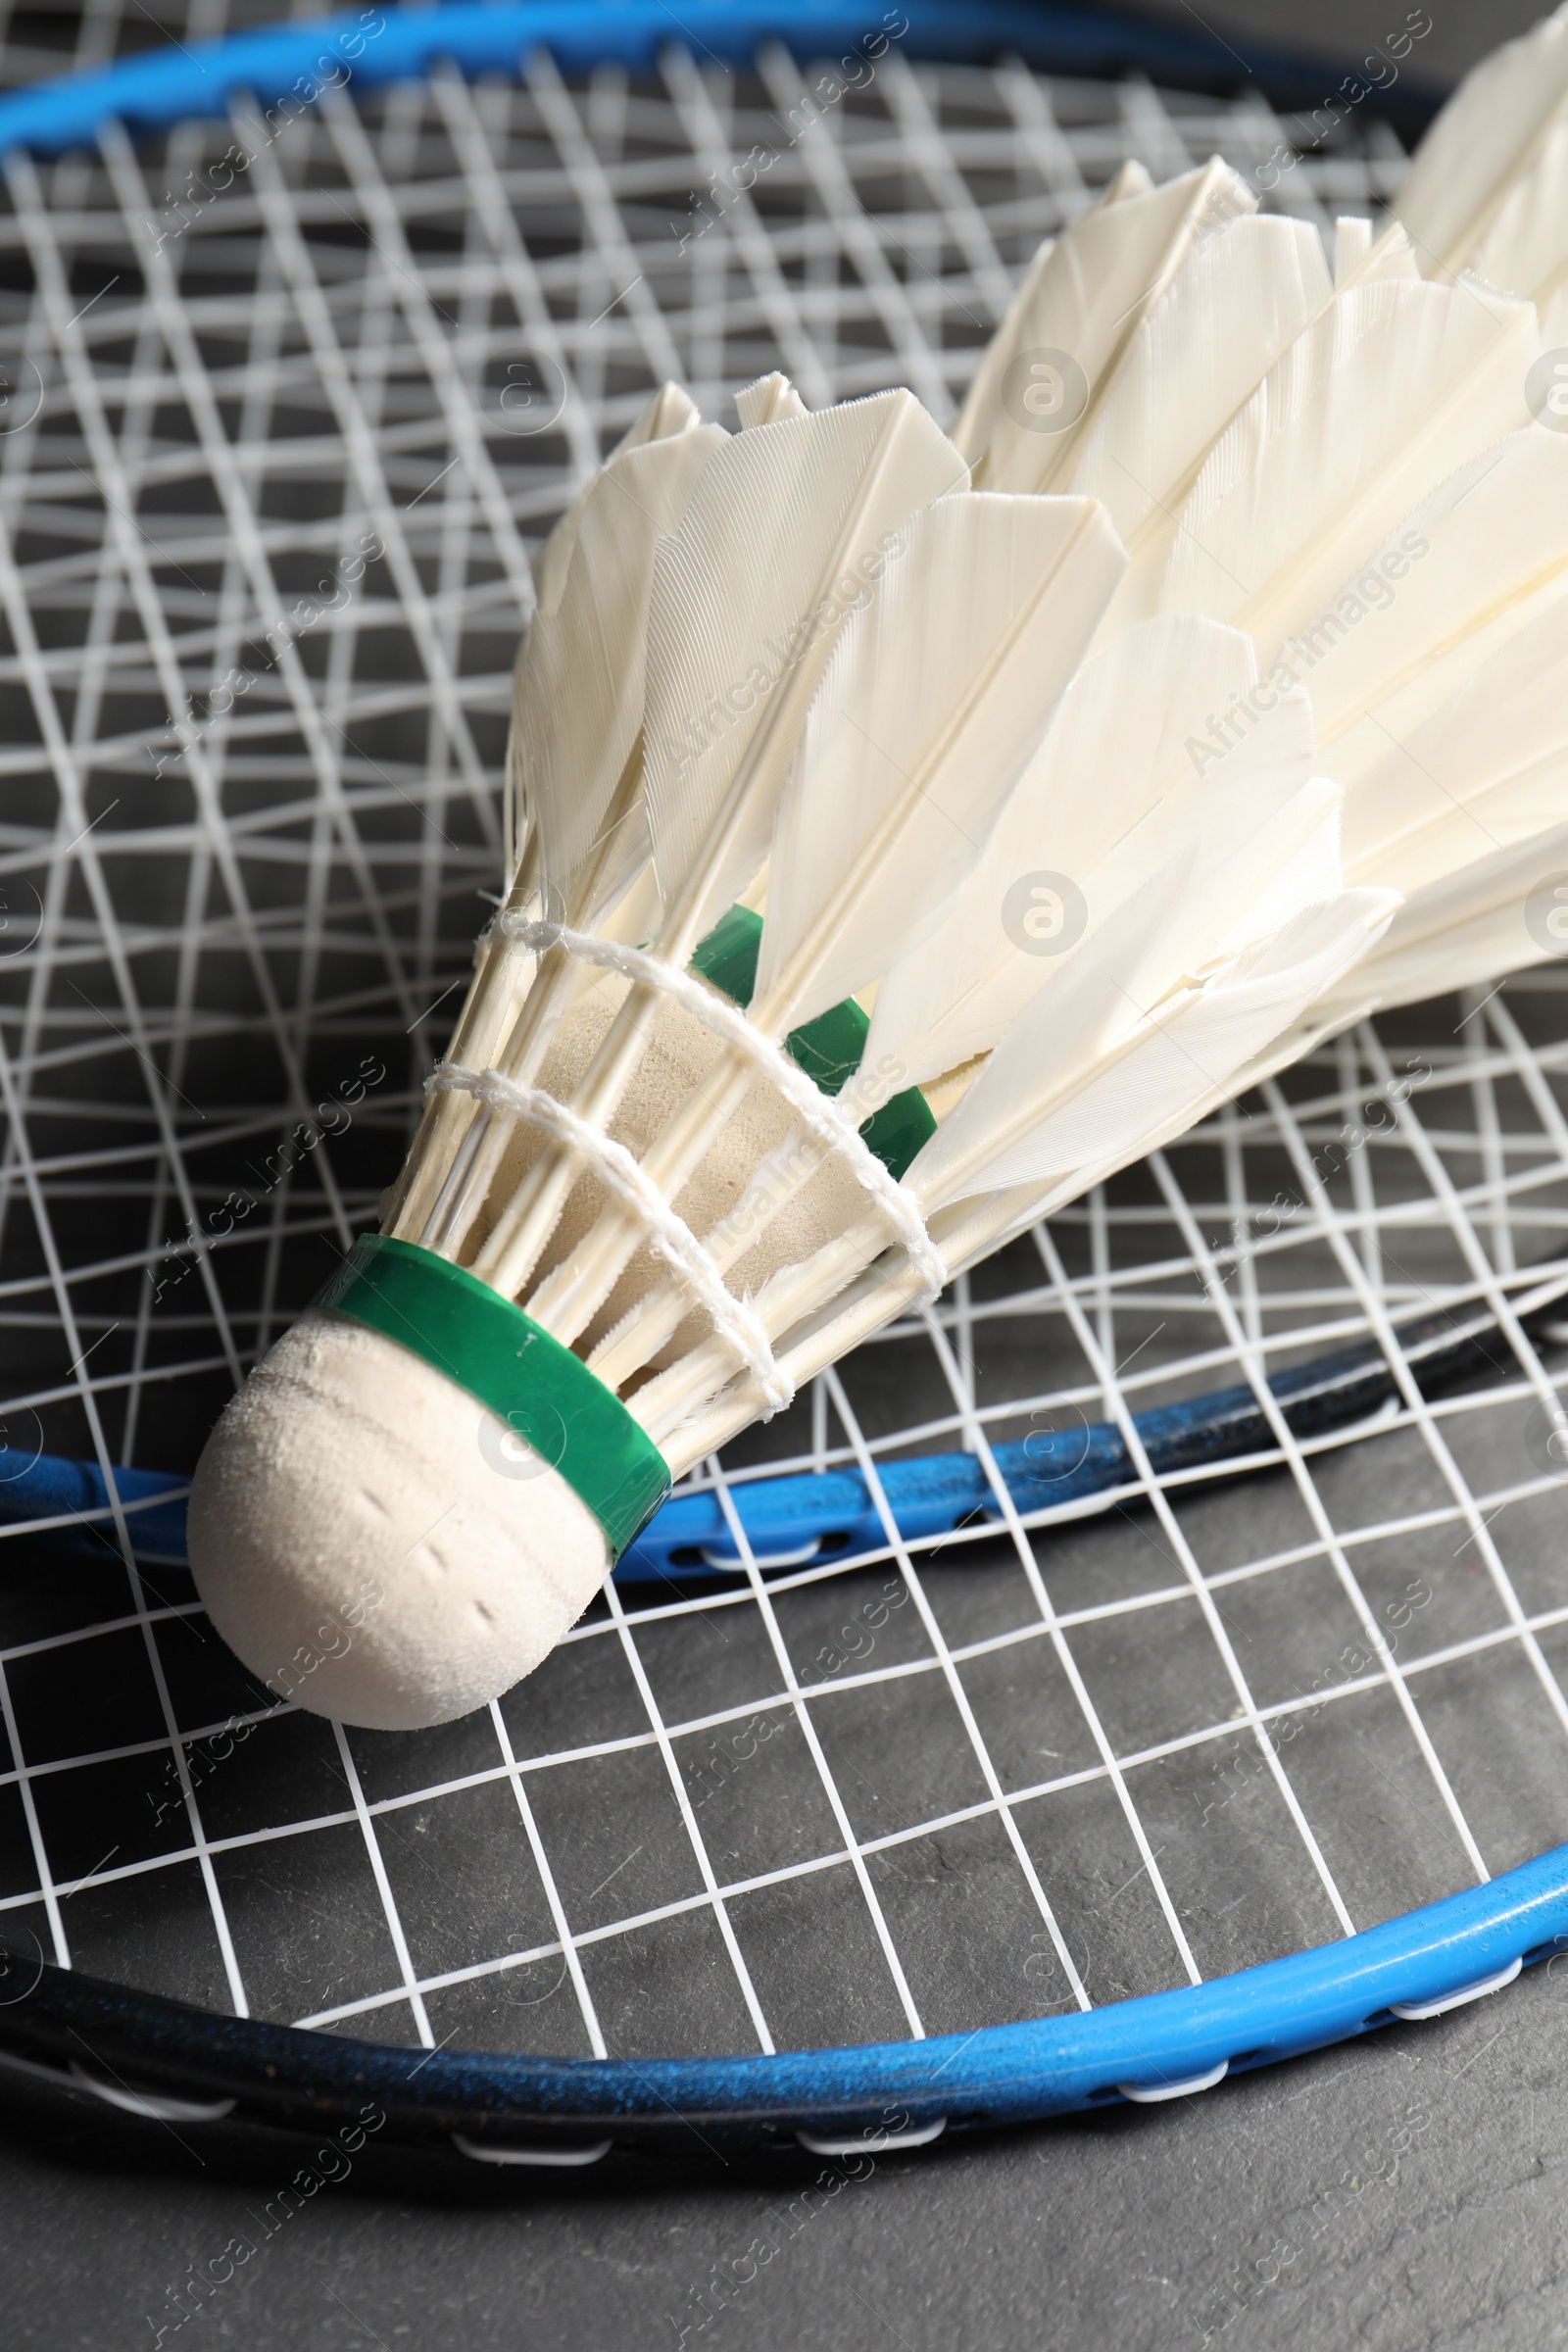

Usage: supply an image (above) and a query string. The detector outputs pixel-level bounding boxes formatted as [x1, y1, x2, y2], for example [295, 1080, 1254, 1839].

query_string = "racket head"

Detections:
[2, 4, 1568, 2162]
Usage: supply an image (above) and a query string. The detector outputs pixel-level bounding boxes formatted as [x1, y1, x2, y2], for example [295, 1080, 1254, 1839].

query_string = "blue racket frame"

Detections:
[0, 1847, 1562, 2154]
[1, 1276, 1557, 1580]
[0, 0, 1550, 2155]
[0, 0, 1446, 164]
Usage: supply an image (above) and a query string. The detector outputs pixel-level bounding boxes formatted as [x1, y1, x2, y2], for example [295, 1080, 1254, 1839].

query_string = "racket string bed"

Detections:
[1258, 1053, 1568, 1755]
[0, 0, 1566, 2151]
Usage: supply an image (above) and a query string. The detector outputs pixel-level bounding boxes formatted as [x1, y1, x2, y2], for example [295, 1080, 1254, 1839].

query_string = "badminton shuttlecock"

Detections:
[189, 19, 1568, 1731]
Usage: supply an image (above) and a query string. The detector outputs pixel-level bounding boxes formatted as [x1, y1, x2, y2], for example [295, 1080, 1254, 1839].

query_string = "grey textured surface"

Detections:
[1134, 0, 1542, 92]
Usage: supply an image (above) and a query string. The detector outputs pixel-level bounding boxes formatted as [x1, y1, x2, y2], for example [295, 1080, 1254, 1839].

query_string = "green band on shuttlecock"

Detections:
[313, 1234, 671, 1557]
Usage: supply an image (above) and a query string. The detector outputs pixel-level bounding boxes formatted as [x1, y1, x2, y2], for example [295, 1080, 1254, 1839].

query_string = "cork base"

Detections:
[186, 1310, 612, 1731]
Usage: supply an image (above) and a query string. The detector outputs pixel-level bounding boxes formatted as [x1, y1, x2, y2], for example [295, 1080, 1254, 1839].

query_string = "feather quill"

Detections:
[530, 380, 702, 617]
[1466, 108, 1568, 314]
[734, 371, 808, 427]
[1312, 818, 1568, 1023]
[949, 157, 1150, 467]
[864, 615, 1303, 1085]
[906, 884, 1394, 1206]
[1396, 4, 1568, 283]
[1340, 583, 1568, 888]
[892, 761, 1350, 1210]
[569, 491, 1128, 1381]
[639, 837, 1390, 1451]
[639, 390, 964, 954]
[1070, 214, 1331, 562]
[1075, 218, 1422, 633]
[470, 391, 966, 1305]
[1158, 275, 1539, 656]
[955, 159, 1254, 495]
[1287, 428, 1568, 780]
[516, 422, 725, 926]
[506, 381, 705, 883]
[754, 491, 1127, 1032]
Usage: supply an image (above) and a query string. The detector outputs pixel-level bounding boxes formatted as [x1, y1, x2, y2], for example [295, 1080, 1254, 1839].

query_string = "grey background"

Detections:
[1133, 0, 1544, 92]
[6, 4, 1568, 2348]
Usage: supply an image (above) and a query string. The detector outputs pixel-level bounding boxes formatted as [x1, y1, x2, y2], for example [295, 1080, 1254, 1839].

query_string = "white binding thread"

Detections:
[502, 913, 948, 1300]
[427, 1063, 794, 1414]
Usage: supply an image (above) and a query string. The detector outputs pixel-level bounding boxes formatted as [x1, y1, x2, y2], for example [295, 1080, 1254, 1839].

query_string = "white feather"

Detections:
[1312, 819, 1568, 1022]
[1466, 109, 1568, 307]
[1009, 891, 1398, 1238]
[516, 424, 725, 924]
[1348, 221, 1423, 290]
[864, 615, 1303, 1085]
[1159, 274, 1540, 656]
[1285, 428, 1568, 787]
[899, 755, 1356, 1211]
[1219, 422, 1568, 1051]
[754, 492, 1127, 1031]
[1334, 217, 1373, 286]
[1396, 4, 1568, 281]
[735, 371, 808, 427]
[1366, 762, 1568, 899]
[639, 390, 964, 947]
[1070, 213, 1331, 557]
[1086, 224, 1429, 635]
[946, 167, 1155, 474]
[1103, 158, 1155, 203]
[911, 888, 1394, 1207]
[1340, 584, 1568, 886]
[531, 380, 702, 617]
[507, 381, 707, 883]
[955, 160, 1254, 494]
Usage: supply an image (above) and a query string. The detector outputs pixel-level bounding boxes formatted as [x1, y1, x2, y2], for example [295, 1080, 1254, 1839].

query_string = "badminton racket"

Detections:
[2, 0, 1567, 2168]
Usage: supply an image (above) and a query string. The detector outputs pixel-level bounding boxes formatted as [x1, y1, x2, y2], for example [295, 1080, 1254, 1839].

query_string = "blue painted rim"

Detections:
[1, 1260, 1564, 2140]
[2, 1275, 1557, 2145]
[0, 1843, 1563, 2146]
[0, 1272, 1549, 1581]
[0, 0, 1447, 161]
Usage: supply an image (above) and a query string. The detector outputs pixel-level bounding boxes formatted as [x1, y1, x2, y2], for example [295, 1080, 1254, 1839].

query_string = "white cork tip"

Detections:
[186, 1310, 612, 1731]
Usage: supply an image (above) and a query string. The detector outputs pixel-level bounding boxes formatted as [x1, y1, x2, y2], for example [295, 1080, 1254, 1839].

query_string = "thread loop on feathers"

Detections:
[499, 912, 950, 1301]
[427, 1061, 794, 1414]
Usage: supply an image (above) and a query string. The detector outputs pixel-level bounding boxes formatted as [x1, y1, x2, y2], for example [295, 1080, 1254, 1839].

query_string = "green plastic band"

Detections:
[690, 906, 937, 1180]
[313, 1234, 671, 1558]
